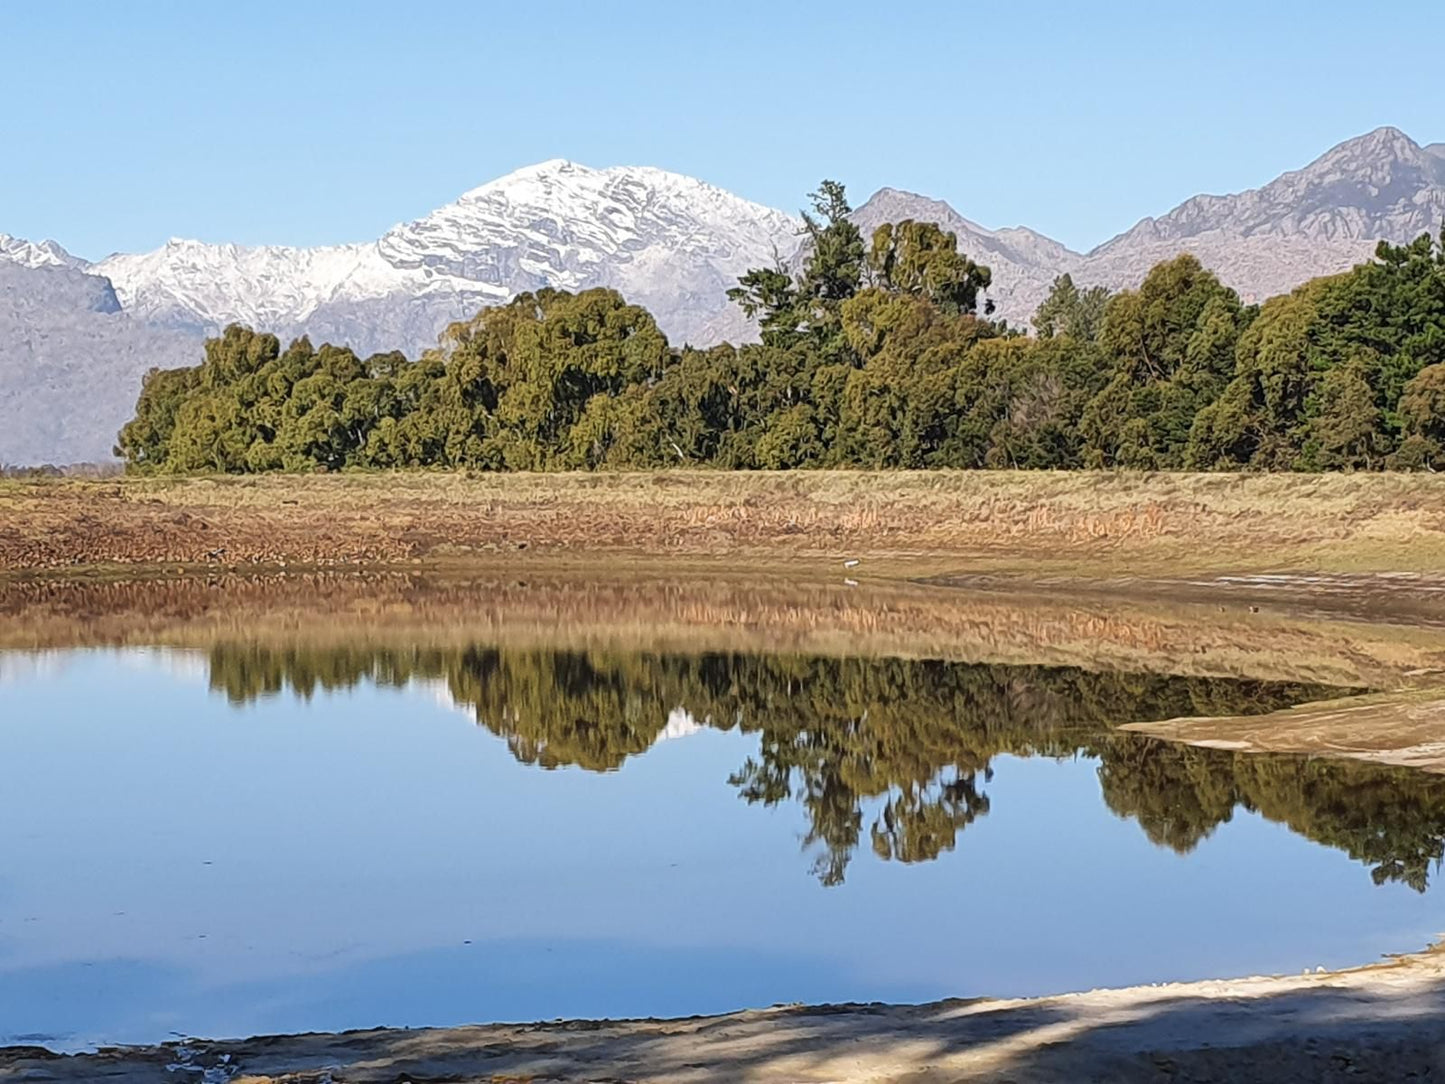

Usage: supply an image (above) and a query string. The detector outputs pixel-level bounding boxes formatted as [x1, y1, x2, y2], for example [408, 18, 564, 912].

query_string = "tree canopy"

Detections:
[117, 185, 1445, 475]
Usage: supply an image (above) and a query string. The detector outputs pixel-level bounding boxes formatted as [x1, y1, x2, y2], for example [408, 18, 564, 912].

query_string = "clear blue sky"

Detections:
[3, 0, 1441, 260]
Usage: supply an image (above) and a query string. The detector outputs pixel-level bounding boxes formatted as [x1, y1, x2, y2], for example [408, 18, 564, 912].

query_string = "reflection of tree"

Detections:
[203, 643, 1445, 889]
[1095, 737, 1240, 852]
[1097, 741, 1445, 892]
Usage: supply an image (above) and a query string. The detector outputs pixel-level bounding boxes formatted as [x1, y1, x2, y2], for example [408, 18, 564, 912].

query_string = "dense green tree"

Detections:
[867, 220, 994, 315]
[115, 183, 1445, 480]
[727, 180, 865, 359]
[1081, 256, 1248, 468]
[1395, 362, 1445, 468]
[115, 365, 200, 468]
[1311, 356, 1386, 469]
[1188, 231, 1445, 470]
[1033, 273, 1112, 342]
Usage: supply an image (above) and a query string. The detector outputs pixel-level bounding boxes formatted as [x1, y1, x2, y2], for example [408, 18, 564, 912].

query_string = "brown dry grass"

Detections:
[4, 469, 1445, 577]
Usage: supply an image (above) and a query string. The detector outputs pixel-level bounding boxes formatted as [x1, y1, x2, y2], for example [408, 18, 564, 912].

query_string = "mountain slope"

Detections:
[94, 162, 802, 354]
[1082, 126, 1445, 301]
[0, 261, 202, 464]
[857, 128, 1445, 322]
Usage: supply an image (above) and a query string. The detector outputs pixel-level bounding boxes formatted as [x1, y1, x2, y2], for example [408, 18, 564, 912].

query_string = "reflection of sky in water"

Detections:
[0, 650, 1440, 1050]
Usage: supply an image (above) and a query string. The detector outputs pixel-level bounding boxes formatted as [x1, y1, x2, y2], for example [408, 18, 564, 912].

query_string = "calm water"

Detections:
[0, 644, 1441, 1050]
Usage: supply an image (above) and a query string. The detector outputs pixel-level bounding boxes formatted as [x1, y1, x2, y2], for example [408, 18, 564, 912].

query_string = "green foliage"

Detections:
[1033, 273, 1111, 342]
[1081, 256, 1248, 468]
[868, 220, 993, 316]
[1396, 362, 1445, 468]
[1187, 229, 1445, 471]
[725, 180, 866, 357]
[116, 183, 1445, 477]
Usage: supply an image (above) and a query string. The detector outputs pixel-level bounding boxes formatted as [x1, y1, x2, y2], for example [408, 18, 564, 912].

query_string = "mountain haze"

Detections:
[1, 127, 1442, 464]
[0, 261, 201, 465]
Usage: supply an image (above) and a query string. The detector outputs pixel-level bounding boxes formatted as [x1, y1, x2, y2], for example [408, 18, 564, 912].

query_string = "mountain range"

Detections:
[3, 126, 1443, 465]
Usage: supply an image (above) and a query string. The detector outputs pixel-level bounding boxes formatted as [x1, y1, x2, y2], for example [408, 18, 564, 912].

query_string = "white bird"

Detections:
[843, 558, 860, 569]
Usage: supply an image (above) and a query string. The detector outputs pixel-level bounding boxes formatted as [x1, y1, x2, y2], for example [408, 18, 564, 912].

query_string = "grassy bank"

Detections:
[5, 469, 1445, 577]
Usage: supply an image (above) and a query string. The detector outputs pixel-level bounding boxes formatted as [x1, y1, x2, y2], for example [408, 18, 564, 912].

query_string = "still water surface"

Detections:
[1, 645, 1441, 1049]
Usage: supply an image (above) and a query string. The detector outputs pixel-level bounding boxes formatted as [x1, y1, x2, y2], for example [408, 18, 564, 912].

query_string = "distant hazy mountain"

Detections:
[92, 162, 802, 355]
[0, 261, 201, 465]
[1082, 126, 1445, 302]
[2, 127, 1443, 464]
[855, 126, 1445, 324]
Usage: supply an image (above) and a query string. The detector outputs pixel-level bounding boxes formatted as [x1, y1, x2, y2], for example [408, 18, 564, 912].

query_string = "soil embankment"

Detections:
[5, 469, 1445, 578]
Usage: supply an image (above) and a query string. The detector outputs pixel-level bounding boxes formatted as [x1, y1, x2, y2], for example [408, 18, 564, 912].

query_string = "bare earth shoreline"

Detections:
[5, 944, 1445, 1082]
[7, 471, 1445, 1081]
[6, 469, 1445, 579]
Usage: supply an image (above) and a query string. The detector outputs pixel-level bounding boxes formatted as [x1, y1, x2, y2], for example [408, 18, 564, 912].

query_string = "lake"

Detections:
[1, 638, 1442, 1050]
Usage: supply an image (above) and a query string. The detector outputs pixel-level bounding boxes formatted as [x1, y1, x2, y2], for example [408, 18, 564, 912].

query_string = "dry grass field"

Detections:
[4, 469, 1445, 577]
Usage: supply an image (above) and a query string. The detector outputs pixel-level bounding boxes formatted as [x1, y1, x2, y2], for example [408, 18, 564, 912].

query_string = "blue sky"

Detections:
[3, 1, 1441, 259]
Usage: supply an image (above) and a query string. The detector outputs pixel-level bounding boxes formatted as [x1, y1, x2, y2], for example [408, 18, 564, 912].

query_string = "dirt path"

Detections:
[5, 944, 1443, 1082]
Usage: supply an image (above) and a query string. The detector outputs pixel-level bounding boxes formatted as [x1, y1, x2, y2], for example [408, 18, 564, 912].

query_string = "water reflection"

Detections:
[7, 642, 1445, 1047]
[194, 645, 1442, 890]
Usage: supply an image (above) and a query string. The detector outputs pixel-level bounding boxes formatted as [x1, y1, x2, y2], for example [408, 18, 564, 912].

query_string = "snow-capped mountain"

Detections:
[0, 233, 88, 273]
[92, 161, 803, 354]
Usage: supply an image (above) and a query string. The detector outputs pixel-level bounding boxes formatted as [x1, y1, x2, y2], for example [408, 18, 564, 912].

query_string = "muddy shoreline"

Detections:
[5, 943, 1444, 1082]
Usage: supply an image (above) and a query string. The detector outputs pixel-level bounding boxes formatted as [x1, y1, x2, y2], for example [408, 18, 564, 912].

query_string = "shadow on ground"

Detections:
[5, 959, 1445, 1083]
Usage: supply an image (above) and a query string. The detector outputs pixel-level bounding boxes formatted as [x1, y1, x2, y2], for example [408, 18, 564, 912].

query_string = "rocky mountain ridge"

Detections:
[849, 127, 1445, 325]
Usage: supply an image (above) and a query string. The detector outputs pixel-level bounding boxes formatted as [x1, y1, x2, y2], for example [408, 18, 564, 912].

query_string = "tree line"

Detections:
[117, 182, 1445, 473]
[201, 641, 1445, 891]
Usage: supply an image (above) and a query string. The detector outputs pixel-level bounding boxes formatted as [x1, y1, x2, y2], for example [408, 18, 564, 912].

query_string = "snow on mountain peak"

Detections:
[0, 233, 88, 272]
[90, 160, 801, 350]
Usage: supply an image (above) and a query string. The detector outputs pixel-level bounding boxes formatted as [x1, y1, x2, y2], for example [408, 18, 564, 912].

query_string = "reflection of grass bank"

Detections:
[6, 469, 1445, 577]
[4, 569, 1445, 689]
[1128, 688, 1445, 776]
